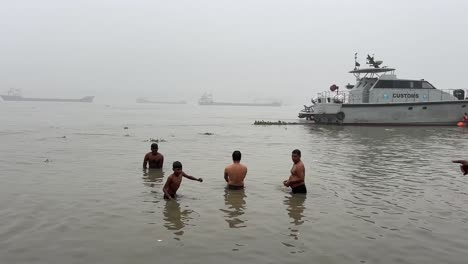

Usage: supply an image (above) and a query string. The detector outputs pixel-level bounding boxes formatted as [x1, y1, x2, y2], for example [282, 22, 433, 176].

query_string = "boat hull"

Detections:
[1, 95, 94, 103]
[309, 100, 468, 125]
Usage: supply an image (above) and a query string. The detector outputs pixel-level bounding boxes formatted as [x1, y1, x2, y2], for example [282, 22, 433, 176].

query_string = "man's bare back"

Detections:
[225, 163, 248, 187]
[224, 150, 247, 189]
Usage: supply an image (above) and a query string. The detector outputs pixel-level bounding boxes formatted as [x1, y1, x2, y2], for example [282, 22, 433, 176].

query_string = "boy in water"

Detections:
[163, 161, 203, 200]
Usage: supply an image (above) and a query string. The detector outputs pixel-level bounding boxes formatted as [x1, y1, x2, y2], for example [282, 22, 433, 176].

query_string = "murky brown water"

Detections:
[1, 102, 468, 264]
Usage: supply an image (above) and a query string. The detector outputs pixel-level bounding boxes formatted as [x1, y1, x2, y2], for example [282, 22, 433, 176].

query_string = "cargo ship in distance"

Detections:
[198, 93, 281, 107]
[1, 89, 94, 103]
[136, 97, 187, 104]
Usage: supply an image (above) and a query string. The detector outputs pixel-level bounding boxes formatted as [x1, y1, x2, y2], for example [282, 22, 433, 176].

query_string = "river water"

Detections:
[1, 102, 467, 264]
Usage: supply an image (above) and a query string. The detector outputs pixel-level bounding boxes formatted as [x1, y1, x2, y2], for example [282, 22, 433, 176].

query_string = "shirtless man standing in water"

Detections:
[143, 143, 164, 169]
[224, 151, 248, 190]
[283, 149, 307, 194]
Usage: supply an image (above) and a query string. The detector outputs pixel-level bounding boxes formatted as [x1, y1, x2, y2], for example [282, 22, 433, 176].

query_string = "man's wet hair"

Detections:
[232, 150, 241, 161]
[151, 143, 158, 149]
[292, 149, 301, 157]
[173, 161, 182, 169]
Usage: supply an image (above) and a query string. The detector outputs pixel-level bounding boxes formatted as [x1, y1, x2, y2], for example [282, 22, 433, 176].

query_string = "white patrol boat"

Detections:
[299, 54, 468, 125]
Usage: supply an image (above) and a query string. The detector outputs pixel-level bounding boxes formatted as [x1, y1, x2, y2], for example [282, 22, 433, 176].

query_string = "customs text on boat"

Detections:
[299, 54, 468, 125]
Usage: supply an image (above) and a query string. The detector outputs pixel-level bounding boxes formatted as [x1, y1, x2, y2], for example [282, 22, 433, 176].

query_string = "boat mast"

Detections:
[354, 53, 361, 81]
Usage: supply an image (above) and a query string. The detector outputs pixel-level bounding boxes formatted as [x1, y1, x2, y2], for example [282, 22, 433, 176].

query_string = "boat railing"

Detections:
[301, 105, 314, 113]
[314, 91, 349, 104]
[430, 89, 467, 101]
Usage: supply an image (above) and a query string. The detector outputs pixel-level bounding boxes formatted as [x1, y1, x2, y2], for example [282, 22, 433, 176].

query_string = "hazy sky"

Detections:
[1, 0, 467, 104]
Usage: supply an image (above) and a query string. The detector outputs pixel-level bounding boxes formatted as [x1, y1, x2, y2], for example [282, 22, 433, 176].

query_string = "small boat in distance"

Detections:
[1, 89, 94, 103]
[136, 97, 187, 104]
[198, 93, 281, 107]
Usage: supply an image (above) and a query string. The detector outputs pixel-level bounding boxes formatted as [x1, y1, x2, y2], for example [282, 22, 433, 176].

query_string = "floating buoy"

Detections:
[457, 122, 465, 127]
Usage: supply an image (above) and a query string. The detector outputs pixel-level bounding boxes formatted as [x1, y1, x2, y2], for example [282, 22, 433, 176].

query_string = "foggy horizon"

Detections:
[1, 0, 467, 105]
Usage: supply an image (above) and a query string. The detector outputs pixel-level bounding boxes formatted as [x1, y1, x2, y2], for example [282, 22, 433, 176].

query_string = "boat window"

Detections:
[397, 81, 411, 88]
[374, 80, 394, 88]
[422, 81, 435, 89]
[413, 81, 422, 88]
[374, 80, 425, 89]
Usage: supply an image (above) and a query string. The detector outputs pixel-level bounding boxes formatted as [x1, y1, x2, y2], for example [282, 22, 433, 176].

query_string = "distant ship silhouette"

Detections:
[198, 93, 281, 107]
[1, 89, 94, 103]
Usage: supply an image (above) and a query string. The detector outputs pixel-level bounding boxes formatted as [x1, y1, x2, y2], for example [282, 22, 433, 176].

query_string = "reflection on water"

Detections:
[284, 194, 306, 240]
[163, 201, 193, 240]
[219, 188, 247, 228]
[142, 168, 164, 187]
[141, 169, 165, 206]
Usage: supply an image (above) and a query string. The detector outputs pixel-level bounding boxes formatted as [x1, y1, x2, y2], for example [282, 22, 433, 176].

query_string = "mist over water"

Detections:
[1, 1, 468, 105]
[2, 0, 468, 263]
[1, 102, 468, 264]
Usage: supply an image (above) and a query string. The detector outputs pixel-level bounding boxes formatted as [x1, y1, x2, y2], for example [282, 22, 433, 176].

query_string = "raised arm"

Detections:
[182, 171, 203, 182]
[143, 153, 149, 169]
[452, 160, 468, 165]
